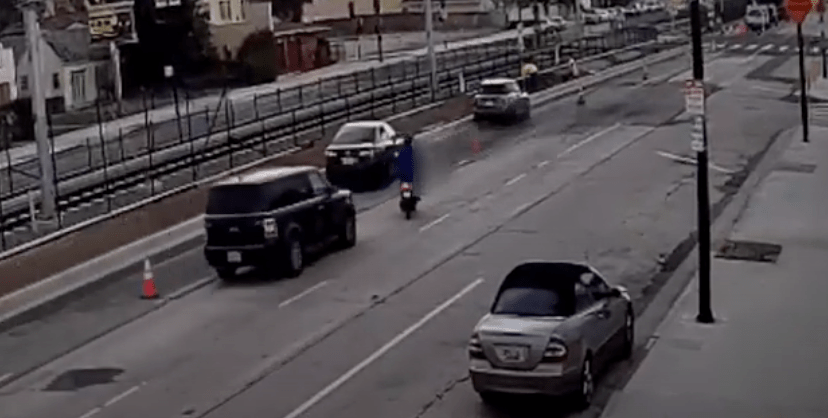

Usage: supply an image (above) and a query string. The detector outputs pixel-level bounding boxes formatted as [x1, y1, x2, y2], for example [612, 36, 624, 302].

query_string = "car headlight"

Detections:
[468, 332, 484, 359]
[358, 149, 375, 157]
[325, 150, 336, 157]
[542, 339, 568, 361]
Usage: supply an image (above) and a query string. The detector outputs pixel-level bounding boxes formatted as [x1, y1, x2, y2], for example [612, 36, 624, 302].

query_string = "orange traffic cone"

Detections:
[471, 138, 481, 154]
[141, 259, 159, 299]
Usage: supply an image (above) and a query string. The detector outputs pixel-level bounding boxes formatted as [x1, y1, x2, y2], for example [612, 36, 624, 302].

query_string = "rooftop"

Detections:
[214, 166, 317, 186]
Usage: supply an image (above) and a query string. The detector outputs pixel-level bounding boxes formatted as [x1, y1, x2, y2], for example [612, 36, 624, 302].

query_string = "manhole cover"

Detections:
[43, 368, 124, 392]
[715, 240, 782, 263]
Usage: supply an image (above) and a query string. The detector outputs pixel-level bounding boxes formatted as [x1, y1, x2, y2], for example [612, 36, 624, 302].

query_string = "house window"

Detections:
[239, 0, 246, 20]
[53, 73, 60, 90]
[219, 0, 231, 21]
[20, 75, 28, 91]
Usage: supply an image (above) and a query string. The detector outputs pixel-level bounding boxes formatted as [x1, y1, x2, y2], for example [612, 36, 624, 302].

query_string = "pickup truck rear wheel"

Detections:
[216, 267, 237, 281]
[283, 231, 305, 278]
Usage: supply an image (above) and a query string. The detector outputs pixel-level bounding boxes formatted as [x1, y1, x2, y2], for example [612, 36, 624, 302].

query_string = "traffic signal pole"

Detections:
[798, 22, 810, 142]
[690, 0, 714, 324]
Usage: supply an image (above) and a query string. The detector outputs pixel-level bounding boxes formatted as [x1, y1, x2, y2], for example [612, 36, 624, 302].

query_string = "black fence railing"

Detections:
[0, 20, 687, 252]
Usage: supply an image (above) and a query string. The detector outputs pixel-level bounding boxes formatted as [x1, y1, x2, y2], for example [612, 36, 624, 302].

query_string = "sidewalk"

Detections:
[600, 127, 828, 418]
[0, 26, 538, 170]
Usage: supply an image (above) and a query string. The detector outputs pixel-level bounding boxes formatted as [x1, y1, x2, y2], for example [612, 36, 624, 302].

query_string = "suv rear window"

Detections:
[492, 287, 572, 317]
[332, 125, 377, 145]
[206, 184, 276, 214]
[480, 83, 519, 95]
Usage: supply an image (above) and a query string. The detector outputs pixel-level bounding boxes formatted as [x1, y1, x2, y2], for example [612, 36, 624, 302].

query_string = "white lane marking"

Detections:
[104, 384, 142, 407]
[419, 214, 450, 233]
[281, 278, 484, 418]
[751, 85, 789, 94]
[279, 281, 329, 308]
[0, 372, 13, 384]
[779, 45, 789, 52]
[509, 202, 532, 219]
[655, 151, 737, 174]
[558, 123, 622, 158]
[745, 44, 758, 50]
[77, 407, 101, 418]
[536, 160, 549, 168]
[645, 336, 658, 350]
[504, 173, 527, 187]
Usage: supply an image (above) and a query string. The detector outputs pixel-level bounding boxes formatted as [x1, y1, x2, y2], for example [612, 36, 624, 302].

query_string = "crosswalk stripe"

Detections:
[730, 44, 742, 50]
[746, 44, 758, 50]
[779, 45, 789, 52]
[760, 44, 773, 51]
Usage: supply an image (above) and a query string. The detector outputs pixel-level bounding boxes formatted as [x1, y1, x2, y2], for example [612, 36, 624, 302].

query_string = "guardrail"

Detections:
[0, 19, 689, 253]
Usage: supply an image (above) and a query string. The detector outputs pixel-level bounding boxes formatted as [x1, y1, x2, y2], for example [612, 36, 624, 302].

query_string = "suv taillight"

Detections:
[400, 182, 413, 191]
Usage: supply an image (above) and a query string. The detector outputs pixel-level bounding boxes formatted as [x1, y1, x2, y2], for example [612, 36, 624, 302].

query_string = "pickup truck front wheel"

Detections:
[337, 214, 357, 249]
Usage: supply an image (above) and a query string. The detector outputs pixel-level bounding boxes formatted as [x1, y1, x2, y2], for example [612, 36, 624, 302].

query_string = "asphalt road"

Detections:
[0, 15, 670, 205]
[0, 47, 800, 418]
[0, 16, 681, 250]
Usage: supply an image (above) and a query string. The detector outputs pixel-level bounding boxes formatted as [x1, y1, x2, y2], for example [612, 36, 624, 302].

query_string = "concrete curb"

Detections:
[602, 126, 799, 415]
[0, 38, 692, 334]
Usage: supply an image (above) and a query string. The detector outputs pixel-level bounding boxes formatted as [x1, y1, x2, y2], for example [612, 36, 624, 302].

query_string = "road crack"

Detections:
[413, 374, 470, 418]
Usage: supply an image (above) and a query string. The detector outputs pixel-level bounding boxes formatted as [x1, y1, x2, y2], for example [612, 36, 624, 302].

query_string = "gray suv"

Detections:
[473, 78, 531, 122]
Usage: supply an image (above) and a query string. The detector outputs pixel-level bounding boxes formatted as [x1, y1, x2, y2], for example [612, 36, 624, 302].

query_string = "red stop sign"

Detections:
[786, 0, 814, 23]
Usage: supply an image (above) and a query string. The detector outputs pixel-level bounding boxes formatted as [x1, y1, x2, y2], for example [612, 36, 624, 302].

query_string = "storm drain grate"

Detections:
[715, 240, 782, 263]
[43, 368, 124, 391]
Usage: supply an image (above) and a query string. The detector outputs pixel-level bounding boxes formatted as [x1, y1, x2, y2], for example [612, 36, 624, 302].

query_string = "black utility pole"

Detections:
[821, 4, 827, 78]
[798, 22, 810, 142]
[690, 0, 714, 324]
[373, 0, 383, 62]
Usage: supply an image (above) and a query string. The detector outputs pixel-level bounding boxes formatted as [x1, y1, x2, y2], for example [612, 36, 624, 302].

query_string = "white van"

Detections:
[744, 4, 768, 31]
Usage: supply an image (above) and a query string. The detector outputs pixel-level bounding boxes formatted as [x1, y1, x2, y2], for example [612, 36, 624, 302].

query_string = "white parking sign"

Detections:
[684, 80, 705, 116]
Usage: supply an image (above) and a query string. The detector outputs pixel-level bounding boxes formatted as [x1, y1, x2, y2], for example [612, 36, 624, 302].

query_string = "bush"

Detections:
[237, 30, 279, 85]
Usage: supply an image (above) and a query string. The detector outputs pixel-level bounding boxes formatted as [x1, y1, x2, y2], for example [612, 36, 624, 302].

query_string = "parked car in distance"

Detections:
[545, 15, 571, 31]
[203, 166, 356, 280]
[324, 121, 406, 189]
[469, 262, 634, 408]
[473, 78, 531, 123]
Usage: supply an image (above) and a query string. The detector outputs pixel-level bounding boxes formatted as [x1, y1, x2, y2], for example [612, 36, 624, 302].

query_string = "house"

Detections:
[0, 42, 17, 106]
[201, 0, 275, 60]
[1, 26, 105, 113]
[303, 0, 403, 21]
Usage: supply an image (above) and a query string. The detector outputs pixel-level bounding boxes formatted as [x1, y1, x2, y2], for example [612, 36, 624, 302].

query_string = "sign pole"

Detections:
[820, 1, 827, 78]
[798, 22, 810, 142]
[21, 0, 57, 222]
[690, 0, 714, 324]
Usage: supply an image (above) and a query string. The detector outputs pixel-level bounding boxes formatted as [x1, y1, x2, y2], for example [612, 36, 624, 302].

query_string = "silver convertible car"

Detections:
[468, 262, 634, 408]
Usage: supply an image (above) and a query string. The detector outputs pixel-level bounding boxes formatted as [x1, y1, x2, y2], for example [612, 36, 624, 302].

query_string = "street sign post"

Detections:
[786, 0, 812, 141]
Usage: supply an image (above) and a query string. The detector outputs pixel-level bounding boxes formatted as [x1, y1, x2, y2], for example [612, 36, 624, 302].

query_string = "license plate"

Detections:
[494, 345, 528, 363]
[402, 191, 412, 198]
[227, 251, 241, 263]
[341, 157, 357, 165]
